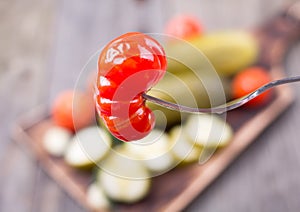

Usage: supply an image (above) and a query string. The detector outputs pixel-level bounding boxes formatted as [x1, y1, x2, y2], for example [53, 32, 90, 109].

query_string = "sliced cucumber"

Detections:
[64, 126, 112, 168]
[98, 170, 151, 203]
[86, 183, 110, 210]
[169, 126, 202, 164]
[122, 129, 176, 173]
[98, 145, 150, 179]
[43, 126, 72, 157]
[97, 149, 151, 203]
[185, 114, 233, 148]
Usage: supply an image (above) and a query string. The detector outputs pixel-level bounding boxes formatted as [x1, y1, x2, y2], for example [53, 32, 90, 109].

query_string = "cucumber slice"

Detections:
[86, 183, 110, 210]
[97, 150, 151, 203]
[43, 126, 72, 157]
[185, 114, 233, 148]
[98, 170, 151, 203]
[122, 129, 176, 173]
[64, 126, 112, 168]
[169, 126, 202, 164]
[98, 145, 150, 179]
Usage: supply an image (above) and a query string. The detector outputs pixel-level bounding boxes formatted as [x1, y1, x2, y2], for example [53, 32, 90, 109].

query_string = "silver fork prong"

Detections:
[143, 75, 300, 114]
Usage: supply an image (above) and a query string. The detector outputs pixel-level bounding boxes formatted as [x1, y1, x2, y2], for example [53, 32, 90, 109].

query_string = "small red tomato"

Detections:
[96, 32, 167, 142]
[101, 105, 155, 141]
[164, 14, 203, 40]
[52, 90, 94, 131]
[232, 67, 273, 107]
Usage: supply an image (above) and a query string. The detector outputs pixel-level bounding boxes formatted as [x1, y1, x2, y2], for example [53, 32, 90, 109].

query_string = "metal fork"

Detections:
[143, 75, 300, 114]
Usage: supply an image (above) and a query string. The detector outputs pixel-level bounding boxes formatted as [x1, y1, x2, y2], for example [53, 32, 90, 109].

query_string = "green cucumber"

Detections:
[64, 126, 112, 169]
[166, 30, 259, 76]
[169, 126, 202, 164]
[185, 114, 233, 148]
[147, 72, 231, 128]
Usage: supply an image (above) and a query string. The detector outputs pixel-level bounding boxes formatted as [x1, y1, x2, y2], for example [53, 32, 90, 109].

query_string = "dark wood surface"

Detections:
[1, 0, 300, 211]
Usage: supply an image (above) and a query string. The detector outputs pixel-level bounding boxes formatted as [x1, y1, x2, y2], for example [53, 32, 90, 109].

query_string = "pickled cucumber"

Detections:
[98, 168, 151, 203]
[43, 126, 72, 157]
[185, 114, 233, 148]
[64, 126, 112, 169]
[147, 72, 231, 128]
[122, 129, 176, 173]
[86, 183, 110, 210]
[169, 126, 202, 164]
[166, 30, 259, 76]
[97, 147, 151, 203]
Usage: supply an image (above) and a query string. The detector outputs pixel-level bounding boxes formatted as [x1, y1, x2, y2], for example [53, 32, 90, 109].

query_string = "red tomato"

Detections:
[96, 32, 167, 142]
[232, 67, 273, 107]
[52, 90, 94, 131]
[164, 14, 203, 40]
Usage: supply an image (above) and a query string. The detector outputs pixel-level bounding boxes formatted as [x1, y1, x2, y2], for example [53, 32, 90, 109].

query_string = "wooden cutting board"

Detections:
[12, 5, 300, 212]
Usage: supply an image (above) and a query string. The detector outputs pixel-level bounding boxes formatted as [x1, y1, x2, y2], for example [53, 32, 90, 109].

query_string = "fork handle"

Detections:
[254, 2, 300, 67]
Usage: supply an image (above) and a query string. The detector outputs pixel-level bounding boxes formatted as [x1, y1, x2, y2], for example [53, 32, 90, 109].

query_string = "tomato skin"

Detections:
[164, 14, 203, 40]
[96, 32, 166, 141]
[232, 67, 273, 107]
[101, 106, 155, 142]
[52, 90, 94, 131]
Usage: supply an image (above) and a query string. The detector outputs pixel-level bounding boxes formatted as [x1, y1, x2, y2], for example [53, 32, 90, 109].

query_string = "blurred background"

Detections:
[1, 0, 300, 211]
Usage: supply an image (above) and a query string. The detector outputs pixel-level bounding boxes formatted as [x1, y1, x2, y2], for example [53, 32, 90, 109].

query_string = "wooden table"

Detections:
[1, 0, 300, 211]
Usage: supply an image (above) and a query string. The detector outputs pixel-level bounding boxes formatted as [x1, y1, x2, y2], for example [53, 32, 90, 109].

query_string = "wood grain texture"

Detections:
[1, 0, 300, 212]
[0, 0, 58, 212]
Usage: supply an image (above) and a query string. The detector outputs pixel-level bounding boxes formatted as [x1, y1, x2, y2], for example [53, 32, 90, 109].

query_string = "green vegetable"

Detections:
[184, 114, 233, 148]
[169, 126, 202, 164]
[43, 126, 72, 157]
[166, 30, 259, 76]
[147, 72, 231, 128]
[97, 147, 151, 203]
[86, 183, 110, 210]
[64, 126, 112, 169]
[123, 129, 176, 173]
